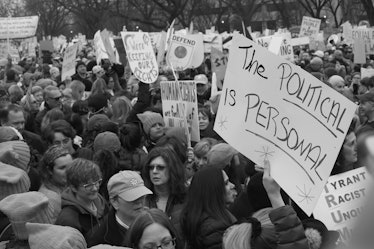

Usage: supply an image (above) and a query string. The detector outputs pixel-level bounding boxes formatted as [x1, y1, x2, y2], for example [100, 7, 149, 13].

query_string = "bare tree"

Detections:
[298, 0, 329, 18]
[326, 0, 344, 27]
[269, 0, 293, 28]
[222, 0, 264, 27]
[25, 0, 70, 37]
[360, 0, 374, 26]
[0, 0, 26, 17]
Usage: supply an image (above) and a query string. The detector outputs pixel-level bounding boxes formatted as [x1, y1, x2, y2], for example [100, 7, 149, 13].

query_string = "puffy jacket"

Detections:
[55, 188, 108, 239]
[269, 205, 309, 249]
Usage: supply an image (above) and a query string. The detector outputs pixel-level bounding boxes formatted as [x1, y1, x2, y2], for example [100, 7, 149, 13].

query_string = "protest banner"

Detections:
[313, 167, 371, 243]
[299, 16, 321, 38]
[121, 32, 159, 84]
[0, 16, 38, 39]
[160, 80, 199, 142]
[61, 43, 78, 81]
[166, 34, 197, 71]
[100, 29, 116, 63]
[214, 34, 357, 215]
[361, 67, 374, 79]
[211, 47, 228, 89]
[94, 30, 109, 65]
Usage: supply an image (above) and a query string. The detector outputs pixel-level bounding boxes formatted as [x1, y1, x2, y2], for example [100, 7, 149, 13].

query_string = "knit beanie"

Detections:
[310, 57, 323, 72]
[0, 191, 55, 240]
[137, 112, 165, 136]
[26, 223, 87, 249]
[87, 114, 110, 132]
[206, 143, 238, 169]
[0, 126, 23, 142]
[94, 131, 121, 153]
[0, 162, 30, 201]
[1, 140, 30, 171]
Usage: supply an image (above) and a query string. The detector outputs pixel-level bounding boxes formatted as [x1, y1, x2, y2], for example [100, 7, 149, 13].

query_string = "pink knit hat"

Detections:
[0, 162, 30, 201]
[0, 192, 55, 240]
[137, 112, 165, 135]
[26, 223, 87, 249]
[0, 140, 30, 171]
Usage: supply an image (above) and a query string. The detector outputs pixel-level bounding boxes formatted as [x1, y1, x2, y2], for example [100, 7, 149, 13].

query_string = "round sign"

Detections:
[174, 46, 187, 58]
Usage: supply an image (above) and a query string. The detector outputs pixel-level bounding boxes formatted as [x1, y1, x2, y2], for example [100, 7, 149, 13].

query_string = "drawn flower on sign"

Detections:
[297, 185, 314, 204]
[175, 46, 187, 58]
[217, 115, 228, 130]
[254, 146, 275, 160]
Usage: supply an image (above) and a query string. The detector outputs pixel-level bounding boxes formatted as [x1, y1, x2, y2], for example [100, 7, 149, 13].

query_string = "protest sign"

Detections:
[342, 21, 353, 45]
[299, 16, 321, 37]
[113, 37, 127, 66]
[255, 36, 272, 49]
[160, 80, 199, 142]
[203, 33, 223, 53]
[214, 34, 357, 215]
[313, 167, 371, 243]
[354, 38, 366, 64]
[94, 30, 109, 64]
[352, 28, 374, 55]
[100, 29, 116, 63]
[166, 34, 197, 71]
[121, 32, 159, 84]
[20, 37, 37, 57]
[211, 47, 228, 89]
[291, 37, 310, 47]
[310, 32, 326, 51]
[0, 41, 20, 63]
[0, 16, 38, 39]
[61, 43, 78, 81]
[361, 67, 374, 79]
[188, 33, 204, 68]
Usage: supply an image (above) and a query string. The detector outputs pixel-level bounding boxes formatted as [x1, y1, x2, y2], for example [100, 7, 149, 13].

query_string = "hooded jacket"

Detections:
[55, 188, 108, 239]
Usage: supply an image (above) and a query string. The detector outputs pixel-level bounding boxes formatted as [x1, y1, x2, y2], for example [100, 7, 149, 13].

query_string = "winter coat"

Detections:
[55, 188, 108, 239]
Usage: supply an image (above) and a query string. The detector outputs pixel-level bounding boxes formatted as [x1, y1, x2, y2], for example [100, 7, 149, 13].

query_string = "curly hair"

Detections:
[142, 147, 186, 201]
[66, 158, 102, 188]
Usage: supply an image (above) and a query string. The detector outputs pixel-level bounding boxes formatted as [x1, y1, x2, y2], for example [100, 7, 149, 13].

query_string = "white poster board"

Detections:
[0, 16, 38, 39]
[160, 80, 199, 142]
[352, 28, 374, 55]
[121, 32, 159, 84]
[211, 47, 228, 89]
[313, 167, 371, 244]
[61, 43, 78, 81]
[166, 34, 197, 70]
[214, 34, 357, 215]
[255, 36, 273, 49]
[94, 30, 109, 65]
[299, 16, 321, 37]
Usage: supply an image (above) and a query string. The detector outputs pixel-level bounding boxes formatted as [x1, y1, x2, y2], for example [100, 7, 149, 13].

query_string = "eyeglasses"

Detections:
[142, 238, 176, 249]
[148, 164, 167, 171]
[82, 179, 102, 191]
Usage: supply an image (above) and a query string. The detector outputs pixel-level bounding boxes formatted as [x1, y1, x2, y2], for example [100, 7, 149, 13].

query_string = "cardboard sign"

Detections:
[166, 34, 197, 70]
[313, 167, 371, 243]
[0, 16, 38, 39]
[361, 67, 374, 79]
[211, 47, 228, 90]
[299, 16, 321, 37]
[160, 80, 199, 142]
[121, 32, 159, 84]
[214, 34, 357, 215]
[94, 30, 109, 64]
[61, 43, 78, 81]
[100, 29, 116, 63]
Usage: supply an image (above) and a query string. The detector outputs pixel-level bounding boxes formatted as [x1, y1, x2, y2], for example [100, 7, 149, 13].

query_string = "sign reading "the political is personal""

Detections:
[214, 34, 357, 215]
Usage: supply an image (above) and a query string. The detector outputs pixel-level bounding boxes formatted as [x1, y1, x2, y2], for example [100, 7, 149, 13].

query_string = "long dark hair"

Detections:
[142, 147, 186, 201]
[181, 167, 233, 249]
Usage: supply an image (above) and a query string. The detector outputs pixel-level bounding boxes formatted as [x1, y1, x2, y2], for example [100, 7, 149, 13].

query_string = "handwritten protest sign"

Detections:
[214, 34, 357, 215]
[361, 67, 374, 79]
[299, 16, 321, 38]
[313, 167, 371, 243]
[166, 34, 197, 70]
[352, 28, 374, 55]
[94, 30, 109, 64]
[160, 80, 199, 142]
[121, 32, 159, 84]
[0, 16, 38, 39]
[211, 47, 228, 89]
[61, 43, 78, 81]
[255, 36, 272, 49]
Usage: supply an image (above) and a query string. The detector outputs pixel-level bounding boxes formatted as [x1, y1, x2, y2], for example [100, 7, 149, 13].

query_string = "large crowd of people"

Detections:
[0, 31, 374, 249]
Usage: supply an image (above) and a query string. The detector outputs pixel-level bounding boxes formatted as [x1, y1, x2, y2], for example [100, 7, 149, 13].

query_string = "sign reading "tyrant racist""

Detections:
[214, 34, 357, 215]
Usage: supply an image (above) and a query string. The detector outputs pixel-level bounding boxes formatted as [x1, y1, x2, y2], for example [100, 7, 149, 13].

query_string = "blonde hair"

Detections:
[223, 223, 252, 249]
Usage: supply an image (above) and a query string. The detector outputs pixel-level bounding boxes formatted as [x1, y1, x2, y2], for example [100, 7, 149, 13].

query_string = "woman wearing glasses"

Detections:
[127, 208, 181, 249]
[56, 158, 109, 239]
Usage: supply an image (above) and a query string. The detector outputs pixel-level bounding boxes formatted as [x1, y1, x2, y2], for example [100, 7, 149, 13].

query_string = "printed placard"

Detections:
[160, 80, 199, 142]
[0, 16, 38, 39]
[166, 34, 197, 70]
[313, 167, 371, 244]
[211, 47, 228, 89]
[299, 16, 321, 37]
[214, 34, 357, 215]
[61, 43, 78, 81]
[121, 32, 159, 84]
